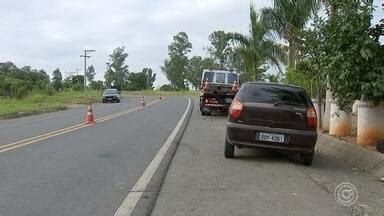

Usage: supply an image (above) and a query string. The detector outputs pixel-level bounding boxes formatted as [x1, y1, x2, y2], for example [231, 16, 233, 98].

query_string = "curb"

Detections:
[130, 97, 194, 216]
[316, 133, 384, 177]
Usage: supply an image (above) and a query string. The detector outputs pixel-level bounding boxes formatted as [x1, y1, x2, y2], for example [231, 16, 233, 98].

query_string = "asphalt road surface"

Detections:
[0, 96, 189, 216]
[1, 96, 383, 216]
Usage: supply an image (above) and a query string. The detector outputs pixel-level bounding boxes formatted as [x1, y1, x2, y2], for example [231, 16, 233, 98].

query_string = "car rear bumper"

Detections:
[102, 97, 119, 102]
[226, 122, 317, 153]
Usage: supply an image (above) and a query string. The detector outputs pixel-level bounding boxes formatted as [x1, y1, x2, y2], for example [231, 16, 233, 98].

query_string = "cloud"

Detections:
[0, 0, 273, 88]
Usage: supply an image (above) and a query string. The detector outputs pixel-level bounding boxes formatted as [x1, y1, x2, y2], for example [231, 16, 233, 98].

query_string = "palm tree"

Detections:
[231, 6, 285, 82]
[261, 0, 319, 69]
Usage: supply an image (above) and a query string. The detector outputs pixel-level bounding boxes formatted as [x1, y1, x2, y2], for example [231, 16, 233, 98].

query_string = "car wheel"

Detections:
[300, 151, 314, 166]
[201, 111, 206, 116]
[225, 138, 234, 158]
[117, 99, 120, 103]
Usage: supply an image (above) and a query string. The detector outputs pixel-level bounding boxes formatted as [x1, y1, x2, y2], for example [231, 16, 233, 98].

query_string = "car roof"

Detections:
[242, 82, 305, 92]
[203, 69, 237, 74]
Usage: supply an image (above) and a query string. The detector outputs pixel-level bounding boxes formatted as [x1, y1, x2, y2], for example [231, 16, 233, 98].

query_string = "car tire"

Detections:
[201, 111, 206, 116]
[300, 151, 314, 166]
[117, 99, 120, 103]
[225, 139, 234, 158]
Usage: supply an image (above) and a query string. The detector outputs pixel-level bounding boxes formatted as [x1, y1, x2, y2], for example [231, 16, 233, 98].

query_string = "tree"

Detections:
[72, 75, 84, 85]
[85, 65, 96, 84]
[104, 47, 129, 90]
[52, 68, 63, 91]
[161, 32, 192, 89]
[126, 72, 147, 91]
[307, 1, 384, 111]
[265, 73, 279, 83]
[231, 6, 285, 82]
[186, 56, 203, 90]
[228, 48, 245, 73]
[89, 80, 105, 90]
[0, 62, 52, 96]
[284, 61, 315, 97]
[142, 68, 156, 89]
[208, 31, 232, 68]
[261, 0, 319, 69]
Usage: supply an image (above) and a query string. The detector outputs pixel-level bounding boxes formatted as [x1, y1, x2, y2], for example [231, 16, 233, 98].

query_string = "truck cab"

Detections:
[200, 69, 239, 115]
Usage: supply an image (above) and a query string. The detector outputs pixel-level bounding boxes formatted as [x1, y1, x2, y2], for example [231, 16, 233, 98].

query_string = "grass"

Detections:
[123, 90, 200, 97]
[0, 89, 199, 119]
[0, 90, 102, 119]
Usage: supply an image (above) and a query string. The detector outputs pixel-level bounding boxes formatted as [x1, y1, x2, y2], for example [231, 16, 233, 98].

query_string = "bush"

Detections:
[25, 93, 47, 103]
[3, 77, 29, 98]
[15, 85, 29, 99]
[52, 81, 63, 91]
[72, 83, 84, 91]
[159, 84, 175, 91]
[46, 84, 55, 96]
[89, 81, 104, 90]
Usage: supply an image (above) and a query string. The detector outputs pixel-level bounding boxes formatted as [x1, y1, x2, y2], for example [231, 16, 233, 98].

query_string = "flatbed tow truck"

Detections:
[199, 69, 239, 116]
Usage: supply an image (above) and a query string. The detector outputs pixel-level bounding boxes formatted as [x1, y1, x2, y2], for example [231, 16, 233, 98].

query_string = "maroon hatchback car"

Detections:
[225, 82, 318, 165]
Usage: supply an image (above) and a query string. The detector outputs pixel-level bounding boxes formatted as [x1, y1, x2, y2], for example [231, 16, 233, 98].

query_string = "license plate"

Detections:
[107, 98, 112, 100]
[259, 132, 284, 143]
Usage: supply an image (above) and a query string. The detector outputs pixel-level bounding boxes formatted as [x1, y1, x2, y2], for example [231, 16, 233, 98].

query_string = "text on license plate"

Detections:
[259, 132, 284, 143]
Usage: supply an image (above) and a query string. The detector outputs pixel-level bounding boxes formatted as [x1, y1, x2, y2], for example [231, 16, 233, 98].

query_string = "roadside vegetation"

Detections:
[0, 90, 101, 119]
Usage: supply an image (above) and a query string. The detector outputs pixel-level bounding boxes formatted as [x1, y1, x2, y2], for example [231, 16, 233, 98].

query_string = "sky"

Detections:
[0, 0, 383, 88]
[0, 0, 272, 88]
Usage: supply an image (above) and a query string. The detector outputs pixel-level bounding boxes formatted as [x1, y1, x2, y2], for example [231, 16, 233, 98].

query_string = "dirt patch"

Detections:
[321, 131, 378, 152]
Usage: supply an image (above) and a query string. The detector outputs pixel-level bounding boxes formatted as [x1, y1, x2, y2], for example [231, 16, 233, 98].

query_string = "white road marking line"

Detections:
[114, 97, 191, 216]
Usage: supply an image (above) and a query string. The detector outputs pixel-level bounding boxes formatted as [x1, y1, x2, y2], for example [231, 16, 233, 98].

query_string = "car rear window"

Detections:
[215, 73, 225, 83]
[238, 85, 309, 106]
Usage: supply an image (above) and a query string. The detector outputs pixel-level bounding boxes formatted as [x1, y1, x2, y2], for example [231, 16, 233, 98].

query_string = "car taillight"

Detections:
[307, 107, 317, 127]
[229, 99, 243, 119]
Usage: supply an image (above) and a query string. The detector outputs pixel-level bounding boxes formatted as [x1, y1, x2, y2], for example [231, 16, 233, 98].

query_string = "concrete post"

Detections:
[323, 88, 332, 132]
[357, 101, 384, 146]
[329, 100, 351, 137]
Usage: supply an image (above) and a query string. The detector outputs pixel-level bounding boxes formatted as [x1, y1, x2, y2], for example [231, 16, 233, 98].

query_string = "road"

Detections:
[0, 96, 189, 216]
[1, 96, 383, 216]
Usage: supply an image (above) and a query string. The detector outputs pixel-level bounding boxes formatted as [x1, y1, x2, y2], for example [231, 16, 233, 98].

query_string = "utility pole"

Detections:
[80, 49, 95, 88]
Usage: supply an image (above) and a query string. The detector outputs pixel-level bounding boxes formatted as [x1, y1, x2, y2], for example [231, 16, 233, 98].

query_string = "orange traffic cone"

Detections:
[85, 103, 95, 124]
[141, 97, 146, 106]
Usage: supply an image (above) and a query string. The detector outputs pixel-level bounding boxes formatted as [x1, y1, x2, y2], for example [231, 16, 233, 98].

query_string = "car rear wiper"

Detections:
[273, 101, 303, 107]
